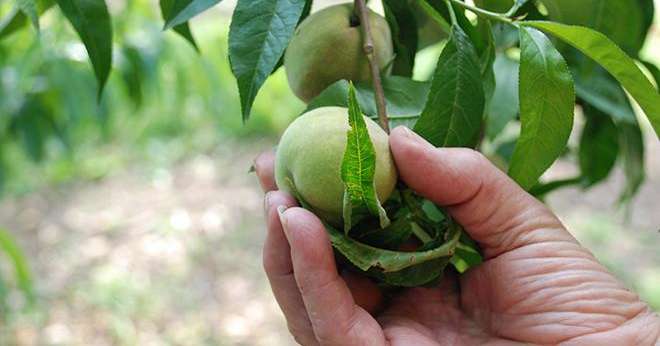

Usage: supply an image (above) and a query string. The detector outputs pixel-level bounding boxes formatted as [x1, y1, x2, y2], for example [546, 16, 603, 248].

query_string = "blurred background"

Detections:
[0, 0, 658, 345]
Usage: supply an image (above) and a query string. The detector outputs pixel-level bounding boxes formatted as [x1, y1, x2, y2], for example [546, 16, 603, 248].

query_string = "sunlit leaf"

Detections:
[509, 26, 574, 190]
[341, 83, 390, 232]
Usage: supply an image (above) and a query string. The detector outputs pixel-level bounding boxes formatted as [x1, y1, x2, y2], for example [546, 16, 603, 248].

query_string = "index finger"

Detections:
[255, 150, 277, 192]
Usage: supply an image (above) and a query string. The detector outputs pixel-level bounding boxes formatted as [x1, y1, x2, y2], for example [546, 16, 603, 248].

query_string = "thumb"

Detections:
[389, 126, 576, 258]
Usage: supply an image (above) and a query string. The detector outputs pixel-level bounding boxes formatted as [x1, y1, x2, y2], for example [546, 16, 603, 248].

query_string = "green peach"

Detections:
[275, 107, 397, 225]
[284, 4, 394, 103]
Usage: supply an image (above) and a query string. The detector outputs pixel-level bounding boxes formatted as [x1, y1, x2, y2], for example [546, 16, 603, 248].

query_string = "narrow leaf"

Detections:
[119, 45, 145, 108]
[641, 60, 660, 91]
[574, 67, 637, 124]
[55, 0, 113, 98]
[0, 229, 34, 304]
[486, 54, 519, 139]
[618, 122, 644, 204]
[271, 0, 312, 74]
[1, 0, 54, 39]
[524, 21, 660, 138]
[341, 83, 390, 232]
[414, 24, 484, 147]
[509, 26, 574, 190]
[382, 0, 418, 77]
[327, 220, 461, 272]
[0, 8, 25, 39]
[160, 0, 199, 50]
[229, 0, 306, 121]
[163, 0, 221, 30]
[579, 106, 619, 187]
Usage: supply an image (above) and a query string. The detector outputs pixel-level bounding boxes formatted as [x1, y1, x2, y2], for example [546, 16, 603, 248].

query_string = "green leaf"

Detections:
[637, 0, 655, 50]
[0, 229, 34, 304]
[229, 0, 306, 121]
[524, 21, 660, 138]
[11, 96, 53, 162]
[474, 0, 512, 12]
[160, 0, 199, 50]
[509, 26, 574, 190]
[118, 45, 145, 108]
[618, 122, 644, 204]
[451, 230, 482, 273]
[352, 212, 413, 250]
[538, 0, 647, 55]
[579, 106, 619, 187]
[641, 60, 660, 91]
[574, 67, 637, 124]
[162, 0, 221, 30]
[0, 8, 25, 39]
[15, 0, 39, 30]
[414, 24, 484, 147]
[377, 257, 450, 287]
[271, 0, 312, 74]
[55, 0, 113, 98]
[486, 53, 519, 139]
[327, 220, 461, 272]
[416, 0, 451, 35]
[306, 77, 430, 128]
[341, 83, 390, 232]
[1, 0, 54, 39]
[529, 175, 582, 198]
[383, 0, 418, 77]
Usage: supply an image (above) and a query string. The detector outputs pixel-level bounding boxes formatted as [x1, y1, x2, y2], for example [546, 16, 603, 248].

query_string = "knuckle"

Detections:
[462, 148, 489, 167]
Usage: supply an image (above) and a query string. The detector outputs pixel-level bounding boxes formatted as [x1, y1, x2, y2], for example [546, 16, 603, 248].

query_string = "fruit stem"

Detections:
[354, 0, 390, 133]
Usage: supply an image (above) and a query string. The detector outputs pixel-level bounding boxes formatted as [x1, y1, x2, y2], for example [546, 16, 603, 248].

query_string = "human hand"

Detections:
[255, 126, 660, 345]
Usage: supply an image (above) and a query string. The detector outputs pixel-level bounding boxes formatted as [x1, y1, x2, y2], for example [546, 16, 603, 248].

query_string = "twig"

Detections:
[354, 0, 389, 133]
[448, 0, 513, 24]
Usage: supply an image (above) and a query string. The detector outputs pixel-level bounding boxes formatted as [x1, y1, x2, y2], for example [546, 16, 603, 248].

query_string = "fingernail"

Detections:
[277, 205, 289, 237]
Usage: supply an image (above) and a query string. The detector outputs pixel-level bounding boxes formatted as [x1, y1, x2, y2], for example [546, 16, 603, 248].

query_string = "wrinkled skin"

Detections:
[255, 126, 660, 346]
[274, 107, 397, 225]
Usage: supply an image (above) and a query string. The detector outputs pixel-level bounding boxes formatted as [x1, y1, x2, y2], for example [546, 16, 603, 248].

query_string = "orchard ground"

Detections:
[1, 127, 658, 345]
[0, 1, 659, 345]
